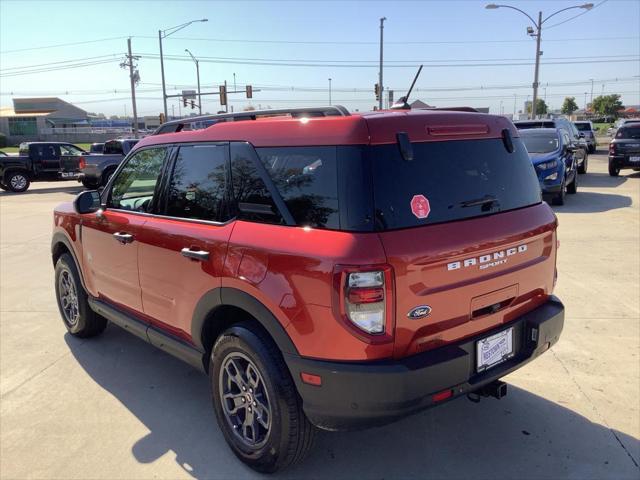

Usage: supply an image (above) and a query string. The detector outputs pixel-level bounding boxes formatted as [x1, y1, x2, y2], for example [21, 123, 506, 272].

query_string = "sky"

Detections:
[1, 0, 639, 117]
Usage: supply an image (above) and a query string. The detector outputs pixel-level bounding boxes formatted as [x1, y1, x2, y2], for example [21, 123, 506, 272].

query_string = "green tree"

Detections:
[561, 97, 579, 115]
[591, 94, 624, 117]
[527, 98, 548, 115]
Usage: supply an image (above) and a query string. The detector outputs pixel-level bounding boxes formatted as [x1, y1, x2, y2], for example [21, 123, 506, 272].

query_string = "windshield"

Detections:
[574, 123, 591, 131]
[616, 127, 640, 139]
[368, 138, 541, 230]
[521, 133, 560, 153]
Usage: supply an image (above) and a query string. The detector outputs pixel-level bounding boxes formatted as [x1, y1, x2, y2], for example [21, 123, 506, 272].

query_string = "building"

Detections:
[0, 97, 89, 138]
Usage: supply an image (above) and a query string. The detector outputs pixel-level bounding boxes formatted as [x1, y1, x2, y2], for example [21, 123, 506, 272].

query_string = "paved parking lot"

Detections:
[1, 152, 638, 479]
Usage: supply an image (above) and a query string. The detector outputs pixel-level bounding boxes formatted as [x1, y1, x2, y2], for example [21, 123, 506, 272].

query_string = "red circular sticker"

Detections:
[410, 195, 431, 219]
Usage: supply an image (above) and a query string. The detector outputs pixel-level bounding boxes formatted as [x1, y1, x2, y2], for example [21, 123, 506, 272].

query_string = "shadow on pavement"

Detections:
[579, 172, 628, 188]
[0, 184, 82, 196]
[552, 191, 632, 214]
[65, 326, 640, 480]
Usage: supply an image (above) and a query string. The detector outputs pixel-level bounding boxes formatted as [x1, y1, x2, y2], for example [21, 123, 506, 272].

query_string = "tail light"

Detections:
[609, 143, 616, 155]
[333, 265, 394, 343]
[78, 156, 86, 169]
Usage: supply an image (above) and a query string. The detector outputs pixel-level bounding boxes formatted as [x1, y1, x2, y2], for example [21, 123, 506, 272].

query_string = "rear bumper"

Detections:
[286, 296, 564, 431]
[609, 155, 640, 170]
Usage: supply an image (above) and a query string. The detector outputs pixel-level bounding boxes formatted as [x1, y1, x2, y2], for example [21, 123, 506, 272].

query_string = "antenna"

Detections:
[390, 65, 423, 110]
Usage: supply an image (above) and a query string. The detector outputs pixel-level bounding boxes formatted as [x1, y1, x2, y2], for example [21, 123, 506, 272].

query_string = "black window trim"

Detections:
[230, 141, 296, 227]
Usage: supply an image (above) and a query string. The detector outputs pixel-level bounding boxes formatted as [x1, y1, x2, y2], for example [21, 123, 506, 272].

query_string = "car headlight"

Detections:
[544, 172, 558, 181]
[536, 160, 558, 170]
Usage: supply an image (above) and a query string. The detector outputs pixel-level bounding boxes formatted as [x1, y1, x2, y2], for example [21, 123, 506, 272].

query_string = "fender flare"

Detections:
[191, 287, 299, 356]
[51, 231, 87, 291]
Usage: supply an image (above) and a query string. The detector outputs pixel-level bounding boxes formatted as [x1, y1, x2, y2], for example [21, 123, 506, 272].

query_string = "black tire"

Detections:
[81, 178, 99, 189]
[567, 172, 578, 194]
[578, 154, 588, 174]
[551, 180, 566, 206]
[54, 253, 107, 338]
[6, 171, 30, 192]
[101, 168, 116, 187]
[211, 323, 315, 473]
[609, 163, 620, 177]
[0, 181, 8, 191]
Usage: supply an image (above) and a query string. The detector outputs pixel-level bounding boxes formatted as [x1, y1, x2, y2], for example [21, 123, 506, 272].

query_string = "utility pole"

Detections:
[224, 80, 228, 113]
[378, 17, 386, 110]
[122, 38, 139, 137]
[233, 73, 237, 92]
[328, 78, 332, 105]
[531, 10, 542, 120]
[513, 93, 517, 116]
[159, 30, 168, 119]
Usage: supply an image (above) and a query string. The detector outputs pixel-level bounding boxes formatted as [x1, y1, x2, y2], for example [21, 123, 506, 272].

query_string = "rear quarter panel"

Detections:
[224, 221, 392, 360]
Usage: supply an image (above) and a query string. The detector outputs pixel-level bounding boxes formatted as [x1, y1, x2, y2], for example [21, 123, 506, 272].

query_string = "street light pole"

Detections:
[158, 19, 208, 118]
[378, 17, 386, 110]
[486, 3, 593, 119]
[185, 49, 202, 115]
[328, 78, 332, 105]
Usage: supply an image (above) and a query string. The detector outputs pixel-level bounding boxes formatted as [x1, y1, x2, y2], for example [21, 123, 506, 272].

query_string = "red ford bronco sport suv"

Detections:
[52, 105, 564, 472]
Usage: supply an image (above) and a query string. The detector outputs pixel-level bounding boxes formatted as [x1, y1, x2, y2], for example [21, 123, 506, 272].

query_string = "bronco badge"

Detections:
[407, 305, 432, 319]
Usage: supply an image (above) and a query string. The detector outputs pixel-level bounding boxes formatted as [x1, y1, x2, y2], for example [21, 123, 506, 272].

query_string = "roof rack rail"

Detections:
[153, 105, 350, 135]
[427, 106, 479, 113]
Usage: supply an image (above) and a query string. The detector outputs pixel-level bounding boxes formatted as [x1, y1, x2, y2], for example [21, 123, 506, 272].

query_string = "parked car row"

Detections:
[0, 138, 138, 192]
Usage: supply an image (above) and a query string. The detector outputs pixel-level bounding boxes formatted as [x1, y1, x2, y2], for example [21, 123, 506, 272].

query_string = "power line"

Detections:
[135, 34, 639, 46]
[0, 54, 122, 72]
[0, 36, 129, 54]
[545, 0, 609, 30]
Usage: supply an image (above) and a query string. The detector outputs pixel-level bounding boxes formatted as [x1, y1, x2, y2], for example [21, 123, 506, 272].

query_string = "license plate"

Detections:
[630, 156, 640, 162]
[476, 327, 514, 372]
[60, 172, 77, 178]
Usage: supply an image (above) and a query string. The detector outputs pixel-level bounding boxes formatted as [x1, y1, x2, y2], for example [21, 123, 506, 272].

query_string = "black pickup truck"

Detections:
[0, 142, 86, 192]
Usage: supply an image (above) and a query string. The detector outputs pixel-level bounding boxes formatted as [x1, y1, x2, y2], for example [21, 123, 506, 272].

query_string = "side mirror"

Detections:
[74, 190, 102, 214]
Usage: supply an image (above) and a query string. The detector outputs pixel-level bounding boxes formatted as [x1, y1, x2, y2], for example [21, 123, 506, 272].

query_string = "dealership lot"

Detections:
[0, 152, 638, 479]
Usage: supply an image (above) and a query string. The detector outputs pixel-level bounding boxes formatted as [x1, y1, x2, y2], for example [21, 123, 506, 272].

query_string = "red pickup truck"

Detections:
[52, 106, 563, 472]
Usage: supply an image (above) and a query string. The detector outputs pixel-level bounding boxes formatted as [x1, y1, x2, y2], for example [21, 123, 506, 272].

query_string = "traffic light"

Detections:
[219, 85, 227, 106]
[183, 97, 188, 108]
[190, 100, 195, 109]
[246, 85, 253, 99]
[374, 83, 380, 101]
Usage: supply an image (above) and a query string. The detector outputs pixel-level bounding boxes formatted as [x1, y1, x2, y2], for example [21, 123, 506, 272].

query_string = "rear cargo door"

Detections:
[369, 138, 558, 358]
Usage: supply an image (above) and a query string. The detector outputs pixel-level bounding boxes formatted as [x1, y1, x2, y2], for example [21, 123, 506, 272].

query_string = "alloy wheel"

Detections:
[58, 269, 79, 326]
[219, 352, 272, 449]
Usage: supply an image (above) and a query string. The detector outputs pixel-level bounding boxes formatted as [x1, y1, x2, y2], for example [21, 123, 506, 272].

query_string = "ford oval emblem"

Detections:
[407, 305, 432, 319]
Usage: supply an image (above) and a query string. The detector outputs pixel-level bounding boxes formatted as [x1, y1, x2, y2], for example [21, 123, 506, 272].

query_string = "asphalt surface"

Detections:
[1, 152, 639, 479]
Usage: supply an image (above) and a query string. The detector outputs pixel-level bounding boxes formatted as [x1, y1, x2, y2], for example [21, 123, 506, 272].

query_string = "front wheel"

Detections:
[578, 154, 588, 174]
[211, 323, 315, 473]
[609, 163, 620, 176]
[7, 171, 30, 192]
[81, 178, 99, 189]
[54, 253, 107, 338]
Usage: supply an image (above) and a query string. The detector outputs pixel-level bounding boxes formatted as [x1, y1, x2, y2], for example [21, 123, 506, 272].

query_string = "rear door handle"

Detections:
[113, 232, 134, 244]
[181, 247, 210, 261]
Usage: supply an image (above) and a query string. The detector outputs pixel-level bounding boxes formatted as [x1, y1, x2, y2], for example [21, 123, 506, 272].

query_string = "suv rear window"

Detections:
[574, 123, 591, 131]
[616, 126, 640, 139]
[369, 138, 541, 230]
[104, 141, 124, 155]
[516, 121, 555, 129]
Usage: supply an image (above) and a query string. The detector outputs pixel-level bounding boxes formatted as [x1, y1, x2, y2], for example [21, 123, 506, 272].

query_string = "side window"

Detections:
[230, 142, 283, 225]
[109, 147, 167, 212]
[256, 146, 339, 229]
[164, 144, 228, 222]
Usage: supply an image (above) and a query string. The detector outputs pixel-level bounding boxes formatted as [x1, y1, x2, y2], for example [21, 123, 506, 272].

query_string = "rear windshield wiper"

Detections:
[458, 195, 499, 209]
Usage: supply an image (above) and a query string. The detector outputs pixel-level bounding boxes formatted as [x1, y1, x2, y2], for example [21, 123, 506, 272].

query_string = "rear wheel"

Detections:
[81, 178, 99, 189]
[211, 323, 315, 473]
[101, 168, 116, 187]
[54, 253, 107, 337]
[609, 163, 620, 177]
[7, 171, 30, 192]
[0, 181, 8, 191]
